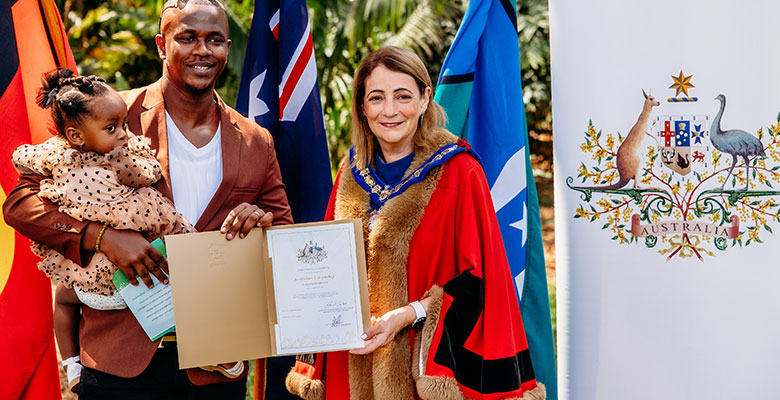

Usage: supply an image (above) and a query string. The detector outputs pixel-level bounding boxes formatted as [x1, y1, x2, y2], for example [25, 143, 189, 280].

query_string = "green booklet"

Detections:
[111, 238, 175, 341]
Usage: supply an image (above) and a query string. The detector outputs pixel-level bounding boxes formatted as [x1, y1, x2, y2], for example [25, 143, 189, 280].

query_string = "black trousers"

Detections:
[79, 345, 247, 399]
[264, 356, 299, 400]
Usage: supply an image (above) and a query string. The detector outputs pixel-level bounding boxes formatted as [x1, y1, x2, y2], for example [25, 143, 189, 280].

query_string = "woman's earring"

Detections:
[418, 111, 425, 127]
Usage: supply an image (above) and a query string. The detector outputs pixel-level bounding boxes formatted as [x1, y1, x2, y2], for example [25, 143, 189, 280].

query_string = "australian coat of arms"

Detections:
[297, 241, 328, 264]
[567, 71, 780, 261]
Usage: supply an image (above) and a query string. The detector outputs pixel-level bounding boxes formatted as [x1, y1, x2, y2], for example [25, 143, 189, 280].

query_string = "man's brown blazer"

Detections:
[3, 79, 293, 385]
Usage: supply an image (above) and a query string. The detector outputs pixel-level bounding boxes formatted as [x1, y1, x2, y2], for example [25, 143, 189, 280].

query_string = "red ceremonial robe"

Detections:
[286, 131, 545, 400]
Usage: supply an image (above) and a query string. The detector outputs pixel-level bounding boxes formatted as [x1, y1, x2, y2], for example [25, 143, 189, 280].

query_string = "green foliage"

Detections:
[310, 0, 551, 170]
[548, 281, 556, 351]
[309, 0, 465, 168]
[64, 0, 162, 90]
[61, 0, 249, 99]
[216, 0, 251, 102]
[245, 359, 255, 400]
[517, 0, 551, 139]
[60, 0, 552, 172]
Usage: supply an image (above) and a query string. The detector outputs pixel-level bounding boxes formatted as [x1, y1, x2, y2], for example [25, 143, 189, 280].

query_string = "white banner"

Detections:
[551, 1, 780, 399]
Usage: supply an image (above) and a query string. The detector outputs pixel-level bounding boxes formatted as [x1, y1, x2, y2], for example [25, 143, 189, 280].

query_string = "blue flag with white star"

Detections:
[435, 0, 557, 397]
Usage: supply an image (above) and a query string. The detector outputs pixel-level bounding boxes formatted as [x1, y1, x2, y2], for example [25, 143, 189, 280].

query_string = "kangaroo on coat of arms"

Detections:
[571, 90, 659, 190]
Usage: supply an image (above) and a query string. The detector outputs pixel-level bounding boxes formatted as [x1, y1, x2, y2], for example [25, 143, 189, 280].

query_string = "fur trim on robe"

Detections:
[334, 132, 455, 399]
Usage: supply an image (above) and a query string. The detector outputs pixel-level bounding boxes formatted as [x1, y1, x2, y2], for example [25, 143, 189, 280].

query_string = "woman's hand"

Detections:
[350, 305, 416, 355]
[97, 226, 168, 288]
[350, 297, 434, 355]
[220, 203, 274, 240]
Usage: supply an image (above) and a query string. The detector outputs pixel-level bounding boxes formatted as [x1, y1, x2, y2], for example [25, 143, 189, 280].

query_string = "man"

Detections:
[3, 0, 292, 397]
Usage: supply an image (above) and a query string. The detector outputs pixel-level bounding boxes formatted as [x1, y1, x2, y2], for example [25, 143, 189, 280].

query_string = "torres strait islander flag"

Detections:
[235, 0, 331, 399]
[435, 0, 557, 397]
[0, 0, 77, 398]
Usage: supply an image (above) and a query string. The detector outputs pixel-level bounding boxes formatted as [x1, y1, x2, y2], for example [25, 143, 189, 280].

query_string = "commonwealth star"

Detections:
[669, 70, 695, 97]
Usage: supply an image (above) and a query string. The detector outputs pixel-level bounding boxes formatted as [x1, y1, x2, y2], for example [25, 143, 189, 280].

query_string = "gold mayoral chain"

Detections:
[356, 143, 462, 203]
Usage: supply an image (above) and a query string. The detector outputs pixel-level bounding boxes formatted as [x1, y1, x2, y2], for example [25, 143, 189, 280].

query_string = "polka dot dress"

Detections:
[13, 134, 194, 308]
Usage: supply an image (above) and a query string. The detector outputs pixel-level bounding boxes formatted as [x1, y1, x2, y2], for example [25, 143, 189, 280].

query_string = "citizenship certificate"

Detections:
[267, 221, 367, 354]
[166, 219, 369, 367]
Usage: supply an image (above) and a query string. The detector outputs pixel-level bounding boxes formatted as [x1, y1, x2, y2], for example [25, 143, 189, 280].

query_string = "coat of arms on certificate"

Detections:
[297, 241, 328, 264]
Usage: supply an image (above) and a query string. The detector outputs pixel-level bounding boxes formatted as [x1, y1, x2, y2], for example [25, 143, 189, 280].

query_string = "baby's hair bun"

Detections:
[36, 68, 76, 109]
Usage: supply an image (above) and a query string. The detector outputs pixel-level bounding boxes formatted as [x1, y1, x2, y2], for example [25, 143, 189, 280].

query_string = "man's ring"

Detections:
[252, 210, 261, 218]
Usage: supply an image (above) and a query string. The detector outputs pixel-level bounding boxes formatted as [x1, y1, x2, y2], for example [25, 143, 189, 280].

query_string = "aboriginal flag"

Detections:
[0, 0, 76, 398]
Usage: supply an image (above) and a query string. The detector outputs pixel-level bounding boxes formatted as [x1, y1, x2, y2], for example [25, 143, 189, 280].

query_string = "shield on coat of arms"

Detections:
[654, 115, 710, 177]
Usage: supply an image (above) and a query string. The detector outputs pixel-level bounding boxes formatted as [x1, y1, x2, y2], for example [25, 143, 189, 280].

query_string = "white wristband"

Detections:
[409, 300, 426, 320]
[61, 355, 80, 367]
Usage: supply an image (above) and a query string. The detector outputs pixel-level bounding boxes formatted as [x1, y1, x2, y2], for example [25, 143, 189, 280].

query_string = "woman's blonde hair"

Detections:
[351, 46, 447, 169]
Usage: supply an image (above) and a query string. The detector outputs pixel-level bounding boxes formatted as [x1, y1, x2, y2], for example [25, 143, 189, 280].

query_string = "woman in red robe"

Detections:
[286, 46, 546, 400]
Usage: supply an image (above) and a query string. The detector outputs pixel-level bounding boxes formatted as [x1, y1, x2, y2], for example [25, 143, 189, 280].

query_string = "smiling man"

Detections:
[2, 0, 292, 398]
[159, 0, 229, 97]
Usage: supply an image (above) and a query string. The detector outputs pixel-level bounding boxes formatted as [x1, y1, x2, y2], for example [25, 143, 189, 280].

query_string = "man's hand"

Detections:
[99, 227, 168, 288]
[220, 203, 273, 240]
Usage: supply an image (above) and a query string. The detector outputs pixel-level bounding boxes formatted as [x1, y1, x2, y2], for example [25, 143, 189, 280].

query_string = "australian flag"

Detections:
[235, 1, 332, 398]
[435, 0, 557, 397]
[236, 0, 332, 225]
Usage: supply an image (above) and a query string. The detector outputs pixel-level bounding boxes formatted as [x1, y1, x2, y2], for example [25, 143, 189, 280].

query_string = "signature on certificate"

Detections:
[331, 314, 343, 327]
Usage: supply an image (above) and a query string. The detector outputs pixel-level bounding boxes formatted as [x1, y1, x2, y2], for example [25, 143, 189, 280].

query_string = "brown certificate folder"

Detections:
[165, 219, 369, 369]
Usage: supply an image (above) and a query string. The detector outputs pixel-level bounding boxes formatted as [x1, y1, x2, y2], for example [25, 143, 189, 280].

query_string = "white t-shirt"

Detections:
[166, 111, 223, 225]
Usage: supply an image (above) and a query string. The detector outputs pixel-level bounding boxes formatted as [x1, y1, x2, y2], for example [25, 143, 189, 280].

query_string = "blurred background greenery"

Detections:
[55, 2, 556, 397]
[56, 0, 551, 173]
